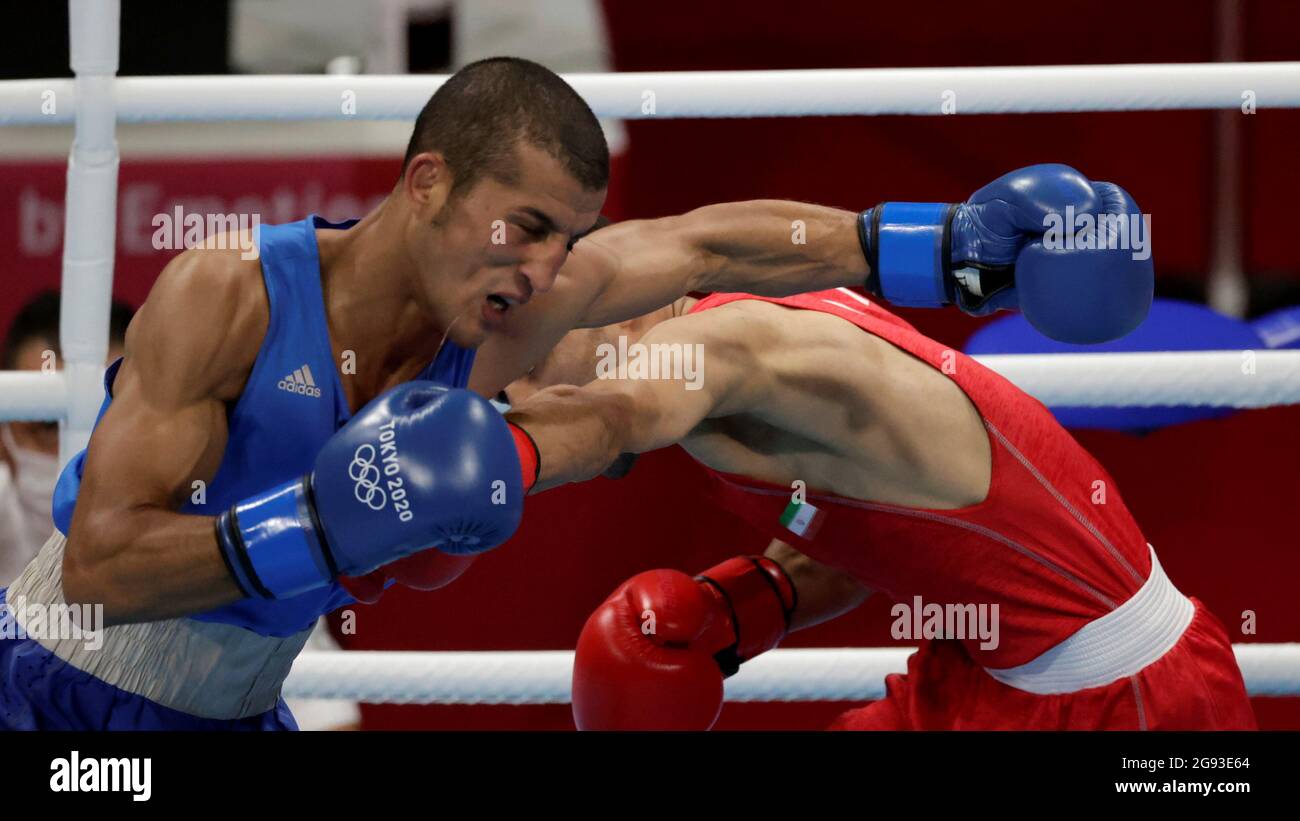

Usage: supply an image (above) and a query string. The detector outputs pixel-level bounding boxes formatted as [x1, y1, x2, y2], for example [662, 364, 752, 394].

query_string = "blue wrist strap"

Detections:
[215, 478, 334, 600]
[873, 202, 953, 308]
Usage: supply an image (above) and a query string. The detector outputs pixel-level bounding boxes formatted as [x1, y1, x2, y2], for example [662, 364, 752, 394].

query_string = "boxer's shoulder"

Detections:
[668, 297, 795, 355]
[124, 245, 268, 404]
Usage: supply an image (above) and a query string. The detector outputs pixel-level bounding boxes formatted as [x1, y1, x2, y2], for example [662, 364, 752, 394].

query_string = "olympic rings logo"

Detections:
[349, 443, 387, 510]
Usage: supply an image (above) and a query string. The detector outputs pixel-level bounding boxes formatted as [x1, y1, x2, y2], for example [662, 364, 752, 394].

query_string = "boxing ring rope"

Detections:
[0, 372, 68, 422]
[3, 62, 1300, 124]
[970, 350, 1300, 409]
[282, 643, 1300, 704]
[5, 350, 1298, 422]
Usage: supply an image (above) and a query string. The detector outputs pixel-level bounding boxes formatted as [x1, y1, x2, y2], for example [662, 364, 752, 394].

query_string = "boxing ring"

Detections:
[0, 0, 1298, 706]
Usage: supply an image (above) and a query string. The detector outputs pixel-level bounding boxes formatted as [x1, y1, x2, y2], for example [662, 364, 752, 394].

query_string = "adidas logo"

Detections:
[277, 364, 322, 398]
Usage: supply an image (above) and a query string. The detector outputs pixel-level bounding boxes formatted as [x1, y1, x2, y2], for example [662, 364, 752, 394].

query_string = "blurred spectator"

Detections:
[230, 0, 384, 73]
[0, 291, 133, 585]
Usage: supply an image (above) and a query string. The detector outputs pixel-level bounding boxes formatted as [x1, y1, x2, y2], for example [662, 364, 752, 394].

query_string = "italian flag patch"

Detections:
[779, 499, 825, 539]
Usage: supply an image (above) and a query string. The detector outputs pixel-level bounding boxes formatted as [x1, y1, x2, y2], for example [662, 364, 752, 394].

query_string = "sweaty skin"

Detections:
[505, 294, 997, 627]
[60, 130, 872, 624]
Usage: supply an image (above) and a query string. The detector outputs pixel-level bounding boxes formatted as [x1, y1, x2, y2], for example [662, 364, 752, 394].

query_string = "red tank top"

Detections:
[689, 289, 1151, 667]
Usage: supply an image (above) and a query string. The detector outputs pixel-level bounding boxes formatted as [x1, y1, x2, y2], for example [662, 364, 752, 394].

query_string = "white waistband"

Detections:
[984, 545, 1194, 695]
[5, 531, 310, 719]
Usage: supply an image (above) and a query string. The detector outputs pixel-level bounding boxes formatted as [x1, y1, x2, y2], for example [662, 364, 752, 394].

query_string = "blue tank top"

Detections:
[51, 215, 477, 637]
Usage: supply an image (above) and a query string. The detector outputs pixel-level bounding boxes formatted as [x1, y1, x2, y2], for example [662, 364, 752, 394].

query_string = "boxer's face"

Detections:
[406, 142, 605, 348]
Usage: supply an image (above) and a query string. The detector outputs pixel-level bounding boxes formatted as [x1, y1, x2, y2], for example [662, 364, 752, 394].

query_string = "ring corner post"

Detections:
[58, 0, 122, 468]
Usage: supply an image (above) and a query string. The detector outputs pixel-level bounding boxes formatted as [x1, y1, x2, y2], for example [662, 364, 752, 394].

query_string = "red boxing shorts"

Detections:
[830, 598, 1254, 730]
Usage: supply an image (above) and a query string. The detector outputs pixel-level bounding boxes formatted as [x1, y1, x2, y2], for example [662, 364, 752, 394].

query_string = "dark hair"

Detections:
[2, 290, 134, 369]
[402, 56, 609, 196]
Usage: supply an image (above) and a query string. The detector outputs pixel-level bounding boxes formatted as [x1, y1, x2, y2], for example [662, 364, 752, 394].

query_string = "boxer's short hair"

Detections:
[402, 56, 609, 197]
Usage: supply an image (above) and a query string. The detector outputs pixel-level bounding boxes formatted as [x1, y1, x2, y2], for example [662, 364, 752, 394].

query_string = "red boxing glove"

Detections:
[507, 421, 539, 492]
[339, 570, 387, 604]
[384, 550, 476, 591]
[339, 551, 477, 603]
[572, 556, 796, 731]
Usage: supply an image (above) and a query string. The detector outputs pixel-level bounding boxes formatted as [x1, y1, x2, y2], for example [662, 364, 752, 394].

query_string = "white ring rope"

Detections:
[3, 350, 1296, 422]
[282, 643, 1300, 704]
[0, 372, 68, 421]
[970, 350, 1300, 409]
[2, 62, 1299, 125]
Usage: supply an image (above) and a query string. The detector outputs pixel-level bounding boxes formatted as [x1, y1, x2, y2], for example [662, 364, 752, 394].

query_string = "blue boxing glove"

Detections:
[214, 382, 531, 599]
[858, 163, 1153, 344]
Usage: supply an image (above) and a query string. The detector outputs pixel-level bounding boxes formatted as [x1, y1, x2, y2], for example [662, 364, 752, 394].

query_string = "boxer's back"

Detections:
[680, 293, 991, 513]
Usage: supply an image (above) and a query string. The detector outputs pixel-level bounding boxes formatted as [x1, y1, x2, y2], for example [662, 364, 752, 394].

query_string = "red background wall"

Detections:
[1, 0, 1296, 728]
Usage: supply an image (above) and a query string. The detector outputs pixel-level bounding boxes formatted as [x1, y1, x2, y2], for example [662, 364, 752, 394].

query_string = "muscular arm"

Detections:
[470, 201, 867, 396]
[576, 201, 867, 326]
[504, 307, 769, 493]
[763, 539, 872, 632]
[61, 247, 265, 625]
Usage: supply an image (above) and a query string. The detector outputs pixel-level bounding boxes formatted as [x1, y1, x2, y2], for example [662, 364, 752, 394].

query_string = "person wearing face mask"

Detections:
[0, 424, 59, 581]
[0, 292, 132, 586]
